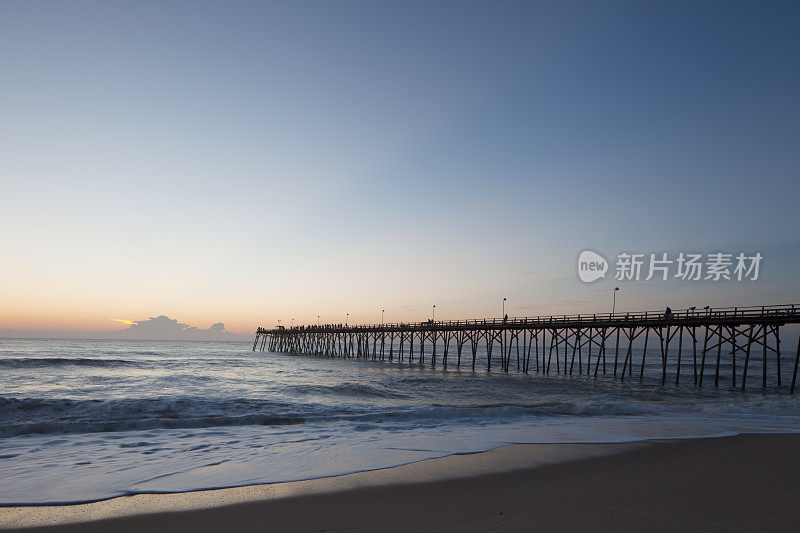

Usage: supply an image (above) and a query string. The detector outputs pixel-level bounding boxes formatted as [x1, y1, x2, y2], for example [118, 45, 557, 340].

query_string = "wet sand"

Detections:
[2, 433, 799, 532]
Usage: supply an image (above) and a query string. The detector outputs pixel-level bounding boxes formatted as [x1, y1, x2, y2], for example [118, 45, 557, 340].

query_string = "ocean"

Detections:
[1, 338, 798, 505]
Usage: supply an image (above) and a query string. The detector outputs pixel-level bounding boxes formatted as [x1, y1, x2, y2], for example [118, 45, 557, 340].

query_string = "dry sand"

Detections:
[2, 433, 798, 532]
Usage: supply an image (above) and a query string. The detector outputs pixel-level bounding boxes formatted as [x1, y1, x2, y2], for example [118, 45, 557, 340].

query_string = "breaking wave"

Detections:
[0, 395, 663, 438]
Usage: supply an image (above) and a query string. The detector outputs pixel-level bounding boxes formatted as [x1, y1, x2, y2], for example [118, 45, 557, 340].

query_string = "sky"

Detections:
[1, 1, 799, 339]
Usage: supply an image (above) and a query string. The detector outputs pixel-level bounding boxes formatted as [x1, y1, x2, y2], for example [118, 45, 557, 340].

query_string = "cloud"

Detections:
[113, 315, 239, 341]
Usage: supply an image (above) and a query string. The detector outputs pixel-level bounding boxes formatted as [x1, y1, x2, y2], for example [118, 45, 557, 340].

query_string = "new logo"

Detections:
[577, 250, 608, 283]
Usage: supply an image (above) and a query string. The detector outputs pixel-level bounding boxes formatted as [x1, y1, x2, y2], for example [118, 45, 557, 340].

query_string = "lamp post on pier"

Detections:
[382, 309, 385, 325]
[432, 305, 436, 323]
[612, 287, 620, 316]
[346, 313, 349, 326]
[503, 297, 507, 321]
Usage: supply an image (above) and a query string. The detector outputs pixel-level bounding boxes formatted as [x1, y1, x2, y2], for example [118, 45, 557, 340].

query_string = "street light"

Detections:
[346, 313, 349, 326]
[432, 304, 436, 322]
[503, 297, 507, 319]
[382, 309, 385, 325]
[612, 287, 620, 315]
[317, 315, 320, 326]
[291, 318, 294, 328]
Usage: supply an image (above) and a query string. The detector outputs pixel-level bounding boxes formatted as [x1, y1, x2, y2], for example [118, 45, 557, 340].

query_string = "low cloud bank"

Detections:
[113, 315, 240, 341]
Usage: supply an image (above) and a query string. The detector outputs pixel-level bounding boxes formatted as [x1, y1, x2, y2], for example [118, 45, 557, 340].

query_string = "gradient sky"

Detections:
[1, 1, 799, 337]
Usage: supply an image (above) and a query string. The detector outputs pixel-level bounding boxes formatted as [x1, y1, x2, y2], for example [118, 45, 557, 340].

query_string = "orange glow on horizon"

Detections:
[109, 319, 136, 326]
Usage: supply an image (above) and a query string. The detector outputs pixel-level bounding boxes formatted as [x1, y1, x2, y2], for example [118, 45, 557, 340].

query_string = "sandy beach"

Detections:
[2, 433, 798, 532]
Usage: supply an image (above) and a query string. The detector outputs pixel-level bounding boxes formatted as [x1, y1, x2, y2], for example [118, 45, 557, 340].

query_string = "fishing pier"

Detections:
[253, 305, 800, 394]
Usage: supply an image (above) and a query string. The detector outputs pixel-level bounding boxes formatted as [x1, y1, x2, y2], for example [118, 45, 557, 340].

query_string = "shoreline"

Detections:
[3, 433, 800, 531]
[1, 440, 646, 528]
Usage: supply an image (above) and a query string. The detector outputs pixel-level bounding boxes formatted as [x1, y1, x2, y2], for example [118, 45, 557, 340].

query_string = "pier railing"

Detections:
[254, 305, 800, 394]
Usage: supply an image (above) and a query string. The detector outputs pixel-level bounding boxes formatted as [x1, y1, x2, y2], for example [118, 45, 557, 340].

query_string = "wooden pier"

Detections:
[253, 305, 800, 394]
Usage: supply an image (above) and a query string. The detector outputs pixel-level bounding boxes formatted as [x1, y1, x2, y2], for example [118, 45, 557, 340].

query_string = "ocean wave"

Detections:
[0, 357, 141, 369]
[0, 397, 308, 437]
[0, 414, 305, 438]
[339, 401, 658, 424]
[458, 401, 656, 416]
[288, 383, 409, 399]
[0, 394, 657, 438]
[3, 392, 782, 440]
[397, 376, 450, 384]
